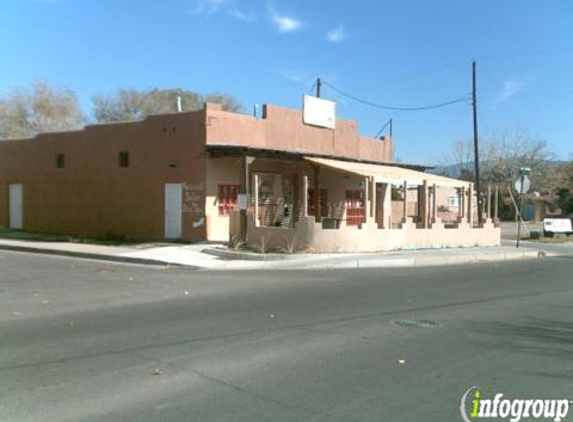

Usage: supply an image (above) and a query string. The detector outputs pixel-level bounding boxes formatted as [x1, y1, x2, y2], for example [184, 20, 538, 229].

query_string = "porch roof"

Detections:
[305, 156, 470, 188]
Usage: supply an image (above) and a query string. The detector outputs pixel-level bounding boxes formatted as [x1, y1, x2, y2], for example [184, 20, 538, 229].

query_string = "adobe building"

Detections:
[0, 101, 500, 252]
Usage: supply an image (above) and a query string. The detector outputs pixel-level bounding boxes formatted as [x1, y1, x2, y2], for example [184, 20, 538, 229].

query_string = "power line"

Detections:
[308, 80, 317, 95]
[374, 118, 392, 138]
[322, 80, 469, 112]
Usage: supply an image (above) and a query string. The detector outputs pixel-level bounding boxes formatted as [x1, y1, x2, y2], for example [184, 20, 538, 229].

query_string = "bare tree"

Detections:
[92, 88, 242, 123]
[484, 128, 552, 192]
[0, 82, 84, 139]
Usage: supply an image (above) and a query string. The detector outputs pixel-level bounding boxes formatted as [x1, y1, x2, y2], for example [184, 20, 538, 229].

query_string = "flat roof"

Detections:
[205, 143, 431, 172]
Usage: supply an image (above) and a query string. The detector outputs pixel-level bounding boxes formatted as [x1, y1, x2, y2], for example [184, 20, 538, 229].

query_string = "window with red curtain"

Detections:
[345, 189, 364, 226]
[218, 184, 239, 216]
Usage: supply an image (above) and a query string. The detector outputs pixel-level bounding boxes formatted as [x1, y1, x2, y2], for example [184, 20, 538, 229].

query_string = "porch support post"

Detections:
[239, 152, 248, 241]
[302, 175, 308, 217]
[363, 177, 369, 224]
[432, 183, 438, 223]
[382, 183, 392, 228]
[313, 165, 322, 223]
[467, 183, 474, 226]
[402, 180, 408, 222]
[370, 176, 376, 219]
[494, 185, 499, 223]
[487, 185, 492, 220]
[418, 180, 428, 229]
[253, 174, 259, 227]
[458, 186, 466, 222]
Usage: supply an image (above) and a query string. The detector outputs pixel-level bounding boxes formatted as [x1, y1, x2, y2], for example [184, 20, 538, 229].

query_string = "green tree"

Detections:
[0, 82, 84, 139]
[554, 160, 573, 216]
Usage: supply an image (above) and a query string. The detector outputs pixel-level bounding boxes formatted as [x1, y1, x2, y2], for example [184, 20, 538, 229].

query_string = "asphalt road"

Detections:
[1, 251, 573, 422]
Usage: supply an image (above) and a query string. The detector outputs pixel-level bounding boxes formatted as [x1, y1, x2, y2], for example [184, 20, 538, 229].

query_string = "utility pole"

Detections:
[316, 77, 322, 98]
[389, 118, 393, 138]
[472, 60, 482, 225]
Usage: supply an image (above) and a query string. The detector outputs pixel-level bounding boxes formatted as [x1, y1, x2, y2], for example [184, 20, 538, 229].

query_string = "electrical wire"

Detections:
[322, 80, 470, 111]
[374, 119, 392, 138]
[308, 80, 317, 95]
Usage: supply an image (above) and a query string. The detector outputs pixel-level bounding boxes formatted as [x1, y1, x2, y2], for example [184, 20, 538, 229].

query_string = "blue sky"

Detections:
[1, 0, 572, 164]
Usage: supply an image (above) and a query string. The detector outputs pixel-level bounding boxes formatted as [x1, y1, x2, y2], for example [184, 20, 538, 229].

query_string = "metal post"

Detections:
[316, 78, 322, 98]
[516, 175, 525, 248]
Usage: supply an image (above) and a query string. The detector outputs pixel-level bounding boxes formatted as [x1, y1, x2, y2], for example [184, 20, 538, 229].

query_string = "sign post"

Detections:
[515, 167, 531, 248]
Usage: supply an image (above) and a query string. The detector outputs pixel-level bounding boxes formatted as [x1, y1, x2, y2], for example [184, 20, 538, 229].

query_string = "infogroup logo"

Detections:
[460, 386, 571, 422]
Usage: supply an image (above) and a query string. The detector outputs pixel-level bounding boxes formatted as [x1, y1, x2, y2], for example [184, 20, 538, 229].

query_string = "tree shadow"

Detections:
[470, 317, 573, 361]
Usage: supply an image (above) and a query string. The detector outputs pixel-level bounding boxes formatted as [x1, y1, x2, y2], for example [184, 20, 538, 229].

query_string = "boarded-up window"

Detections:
[218, 184, 239, 216]
[345, 189, 364, 226]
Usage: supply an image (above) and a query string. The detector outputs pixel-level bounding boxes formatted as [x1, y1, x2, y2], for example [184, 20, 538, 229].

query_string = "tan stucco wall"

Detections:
[247, 216, 500, 253]
[205, 156, 241, 241]
[0, 111, 207, 241]
[206, 104, 392, 163]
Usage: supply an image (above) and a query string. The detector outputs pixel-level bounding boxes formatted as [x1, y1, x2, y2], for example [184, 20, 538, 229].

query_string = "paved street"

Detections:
[1, 251, 573, 421]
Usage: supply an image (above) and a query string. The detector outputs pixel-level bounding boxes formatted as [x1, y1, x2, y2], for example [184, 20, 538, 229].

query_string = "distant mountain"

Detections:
[427, 160, 567, 178]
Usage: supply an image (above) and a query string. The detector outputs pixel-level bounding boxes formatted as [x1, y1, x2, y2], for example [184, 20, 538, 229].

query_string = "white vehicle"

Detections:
[543, 218, 573, 237]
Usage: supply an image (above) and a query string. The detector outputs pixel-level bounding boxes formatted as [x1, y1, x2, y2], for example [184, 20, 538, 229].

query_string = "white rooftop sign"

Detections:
[303, 95, 336, 129]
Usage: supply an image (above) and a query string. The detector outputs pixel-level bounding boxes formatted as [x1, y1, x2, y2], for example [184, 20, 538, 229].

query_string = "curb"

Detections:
[214, 249, 542, 270]
[0, 243, 543, 271]
[202, 247, 343, 261]
[0, 244, 198, 269]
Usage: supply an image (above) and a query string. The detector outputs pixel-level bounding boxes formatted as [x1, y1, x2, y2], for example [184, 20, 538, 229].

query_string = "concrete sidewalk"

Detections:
[0, 237, 544, 270]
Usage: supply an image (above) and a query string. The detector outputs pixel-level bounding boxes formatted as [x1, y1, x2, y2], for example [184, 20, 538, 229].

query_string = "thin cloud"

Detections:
[228, 8, 257, 23]
[327, 25, 346, 43]
[267, 1, 302, 33]
[188, 0, 224, 15]
[188, 0, 256, 23]
[495, 79, 523, 105]
[270, 68, 313, 86]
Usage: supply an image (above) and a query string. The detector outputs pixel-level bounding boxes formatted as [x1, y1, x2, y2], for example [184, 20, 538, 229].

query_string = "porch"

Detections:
[212, 148, 500, 253]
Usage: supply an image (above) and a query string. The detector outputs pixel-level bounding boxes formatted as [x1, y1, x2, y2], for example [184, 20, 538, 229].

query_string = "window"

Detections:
[218, 184, 239, 216]
[119, 151, 129, 168]
[447, 196, 459, 207]
[56, 154, 65, 168]
[345, 189, 364, 226]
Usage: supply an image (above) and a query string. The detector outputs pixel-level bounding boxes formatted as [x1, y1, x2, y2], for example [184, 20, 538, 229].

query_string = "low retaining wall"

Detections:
[247, 216, 500, 253]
